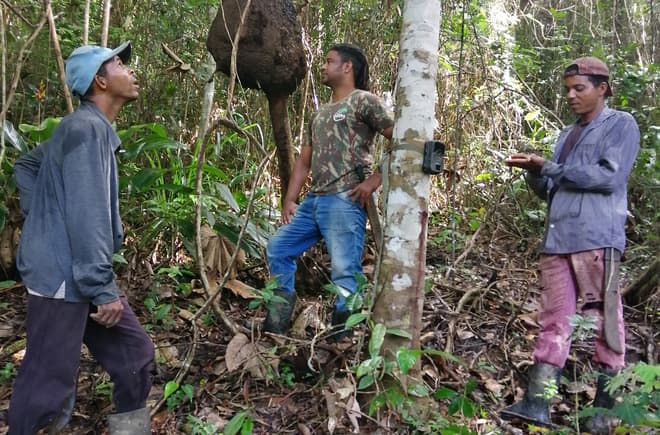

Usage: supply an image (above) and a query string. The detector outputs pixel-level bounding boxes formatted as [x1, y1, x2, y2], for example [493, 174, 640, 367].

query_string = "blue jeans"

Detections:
[266, 191, 367, 312]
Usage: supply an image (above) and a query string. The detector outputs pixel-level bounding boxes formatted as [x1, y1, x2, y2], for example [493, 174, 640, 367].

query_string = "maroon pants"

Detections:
[533, 249, 625, 370]
[8, 295, 154, 434]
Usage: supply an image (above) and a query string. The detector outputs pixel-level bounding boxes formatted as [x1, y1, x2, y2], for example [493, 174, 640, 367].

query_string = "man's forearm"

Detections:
[283, 159, 310, 203]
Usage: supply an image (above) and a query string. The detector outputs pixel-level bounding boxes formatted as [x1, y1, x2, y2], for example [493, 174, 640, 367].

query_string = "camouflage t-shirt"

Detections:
[308, 89, 394, 193]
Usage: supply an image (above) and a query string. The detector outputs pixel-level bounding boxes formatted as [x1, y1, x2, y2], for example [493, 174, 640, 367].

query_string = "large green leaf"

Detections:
[369, 323, 386, 358]
[396, 348, 421, 375]
[216, 183, 240, 212]
[129, 168, 165, 191]
[19, 117, 61, 143]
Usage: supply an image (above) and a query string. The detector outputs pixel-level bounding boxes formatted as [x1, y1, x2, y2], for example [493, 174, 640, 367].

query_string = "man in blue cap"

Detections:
[9, 41, 153, 434]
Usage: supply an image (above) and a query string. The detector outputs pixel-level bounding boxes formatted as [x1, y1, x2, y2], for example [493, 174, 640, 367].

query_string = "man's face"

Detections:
[100, 56, 140, 101]
[564, 74, 606, 120]
[321, 50, 349, 87]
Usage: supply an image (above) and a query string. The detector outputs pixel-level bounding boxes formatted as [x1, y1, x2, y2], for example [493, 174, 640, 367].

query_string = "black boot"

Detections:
[500, 362, 561, 427]
[582, 368, 617, 435]
[263, 290, 296, 334]
[328, 308, 350, 342]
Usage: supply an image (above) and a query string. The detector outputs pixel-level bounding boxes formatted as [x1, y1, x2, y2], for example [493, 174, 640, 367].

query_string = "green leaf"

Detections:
[386, 328, 412, 339]
[224, 411, 248, 435]
[130, 168, 164, 191]
[0, 281, 16, 289]
[408, 382, 430, 397]
[345, 313, 366, 329]
[369, 323, 386, 358]
[435, 386, 457, 400]
[396, 349, 421, 375]
[216, 183, 240, 212]
[181, 384, 194, 401]
[635, 362, 660, 393]
[19, 117, 61, 142]
[356, 358, 374, 379]
[464, 379, 478, 395]
[358, 373, 376, 390]
[611, 401, 647, 425]
[240, 415, 253, 435]
[112, 253, 128, 265]
[368, 392, 386, 416]
[164, 381, 179, 400]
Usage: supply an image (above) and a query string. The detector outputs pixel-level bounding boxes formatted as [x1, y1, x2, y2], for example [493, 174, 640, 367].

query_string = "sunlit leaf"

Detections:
[163, 381, 179, 399]
[369, 323, 386, 358]
[397, 349, 421, 375]
[346, 313, 366, 329]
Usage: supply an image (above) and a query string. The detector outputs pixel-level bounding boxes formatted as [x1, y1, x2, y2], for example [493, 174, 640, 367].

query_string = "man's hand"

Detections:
[349, 173, 381, 208]
[505, 153, 545, 173]
[90, 299, 124, 328]
[281, 199, 298, 224]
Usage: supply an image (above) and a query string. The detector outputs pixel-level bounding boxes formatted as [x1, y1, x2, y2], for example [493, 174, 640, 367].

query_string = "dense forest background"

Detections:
[0, 0, 658, 433]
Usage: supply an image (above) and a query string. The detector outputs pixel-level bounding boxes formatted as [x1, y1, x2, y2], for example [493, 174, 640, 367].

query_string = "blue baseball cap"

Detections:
[65, 41, 131, 97]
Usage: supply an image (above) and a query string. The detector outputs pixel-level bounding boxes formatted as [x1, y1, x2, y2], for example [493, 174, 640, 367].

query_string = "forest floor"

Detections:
[0, 213, 657, 434]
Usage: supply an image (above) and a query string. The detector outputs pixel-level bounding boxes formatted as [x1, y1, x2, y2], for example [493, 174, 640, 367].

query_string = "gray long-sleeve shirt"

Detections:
[14, 101, 123, 305]
[526, 107, 640, 254]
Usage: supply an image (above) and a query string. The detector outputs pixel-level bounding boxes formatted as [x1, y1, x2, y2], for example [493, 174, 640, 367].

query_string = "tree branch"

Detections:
[0, 11, 48, 122]
[0, 0, 34, 27]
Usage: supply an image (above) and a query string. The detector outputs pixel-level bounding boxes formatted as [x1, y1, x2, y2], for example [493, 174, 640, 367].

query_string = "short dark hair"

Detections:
[564, 64, 609, 90]
[81, 60, 111, 100]
[329, 43, 370, 91]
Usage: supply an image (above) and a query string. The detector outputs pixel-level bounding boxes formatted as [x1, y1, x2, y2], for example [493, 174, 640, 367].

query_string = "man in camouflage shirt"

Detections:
[264, 43, 394, 336]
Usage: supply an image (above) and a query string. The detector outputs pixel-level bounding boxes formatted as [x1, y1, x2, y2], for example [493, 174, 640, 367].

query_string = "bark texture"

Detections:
[374, 0, 441, 365]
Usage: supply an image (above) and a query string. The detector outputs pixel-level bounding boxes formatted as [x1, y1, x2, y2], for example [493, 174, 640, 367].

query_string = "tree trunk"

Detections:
[101, 0, 111, 47]
[623, 256, 659, 306]
[267, 94, 294, 201]
[44, 0, 73, 113]
[373, 0, 441, 369]
[83, 0, 90, 44]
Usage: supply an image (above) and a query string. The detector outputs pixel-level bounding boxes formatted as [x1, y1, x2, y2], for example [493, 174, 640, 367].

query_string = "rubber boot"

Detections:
[582, 368, 617, 435]
[48, 384, 76, 434]
[263, 290, 296, 334]
[500, 362, 561, 427]
[327, 308, 350, 342]
[107, 407, 150, 435]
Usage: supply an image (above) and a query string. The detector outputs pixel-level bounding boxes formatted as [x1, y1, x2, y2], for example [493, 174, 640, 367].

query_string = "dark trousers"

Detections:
[8, 295, 154, 434]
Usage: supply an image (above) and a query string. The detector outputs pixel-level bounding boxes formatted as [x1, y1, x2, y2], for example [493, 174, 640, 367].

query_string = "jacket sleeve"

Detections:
[61, 126, 119, 305]
[524, 171, 550, 201]
[539, 114, 640, 194]
[13, 145, 45, 216]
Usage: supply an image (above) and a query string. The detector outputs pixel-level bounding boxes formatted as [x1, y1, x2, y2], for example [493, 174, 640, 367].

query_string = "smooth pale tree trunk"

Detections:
[373, 0, 440, 369]
[83, 0, 90, 44]
[101, 0, 111, 47]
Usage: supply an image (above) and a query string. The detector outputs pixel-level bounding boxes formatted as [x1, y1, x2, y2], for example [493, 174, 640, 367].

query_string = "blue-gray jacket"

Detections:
[14, 101, 123, 305]
[526, 107, 640, 254]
